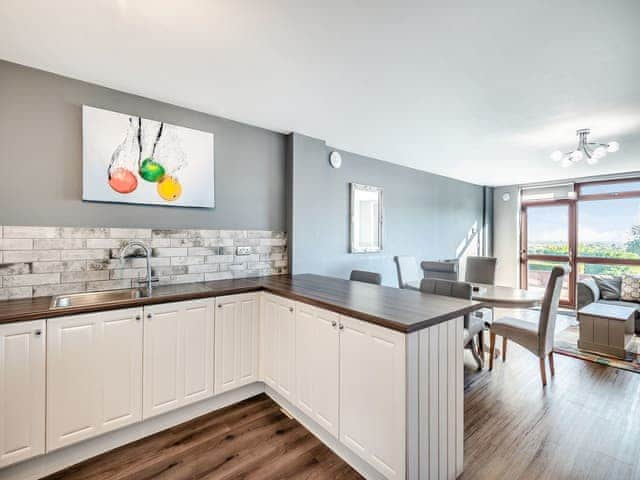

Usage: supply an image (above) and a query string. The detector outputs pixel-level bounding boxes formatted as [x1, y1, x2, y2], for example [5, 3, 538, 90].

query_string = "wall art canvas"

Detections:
[82, 105, 215, 208]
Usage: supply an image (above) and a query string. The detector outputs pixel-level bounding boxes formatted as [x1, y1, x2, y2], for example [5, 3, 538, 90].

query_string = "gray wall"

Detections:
[0, 60, 286, 230]
[288, 133, 490, 287]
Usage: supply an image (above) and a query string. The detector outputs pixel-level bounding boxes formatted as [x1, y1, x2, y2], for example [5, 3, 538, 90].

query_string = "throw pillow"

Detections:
[593, 275, 622, 300]
[621, 275, 640, 302]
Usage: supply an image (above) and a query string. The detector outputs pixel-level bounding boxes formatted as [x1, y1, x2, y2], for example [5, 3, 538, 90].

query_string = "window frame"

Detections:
[520, 177, 640, 308]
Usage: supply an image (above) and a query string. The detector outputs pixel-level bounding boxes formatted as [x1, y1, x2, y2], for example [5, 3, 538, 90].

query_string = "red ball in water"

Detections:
[108, 167, 138, 194]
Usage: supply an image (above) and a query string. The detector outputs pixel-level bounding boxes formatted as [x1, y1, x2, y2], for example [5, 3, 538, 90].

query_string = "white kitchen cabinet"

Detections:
[295, 303, 340, 438]
[0, 320, 45, 468]
[46, 308, 143, 451]
[214, 293, 259, 394]
[143, 299, 214, 419]
[339, 315, 406, 480]
[259, 293, 295, 401]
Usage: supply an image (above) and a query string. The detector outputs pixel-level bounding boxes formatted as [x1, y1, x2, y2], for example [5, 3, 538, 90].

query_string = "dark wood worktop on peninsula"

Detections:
[0, 274, 484, 333]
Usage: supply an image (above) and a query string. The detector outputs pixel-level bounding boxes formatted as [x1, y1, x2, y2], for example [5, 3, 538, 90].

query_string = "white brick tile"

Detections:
[109, 228, 152, 239]
[187, 264, 220, 274]
[61, 249, 109, 261]
[204, 272, 233, 281]
[3, 250, 60, 262]
[196, 229, 220, 238]
[0, 263, 31, 276]
[171, 256, 205, 266]
[109, 268, 147, 280]
[260, 238, 287, 246]
[3, 226, 60, 238]
[150, 238, 171, 248]
[33, 238, 84, 250]
[3, 273, 59, 287]
[0, 238, 33, 250]
[86, 239, 128, 249]
[187, 247, 219, 256]
[31, 261, 86, 274]
[152, 247, 187, 257]
[206, 255, 234, 264]
[0, 286, 32, 300]
[61, 271, 109, 283]
[61, 227, 109, 238]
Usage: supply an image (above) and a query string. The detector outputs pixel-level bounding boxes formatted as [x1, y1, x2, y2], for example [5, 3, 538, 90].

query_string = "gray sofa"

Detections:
[578, 276, 640, 333]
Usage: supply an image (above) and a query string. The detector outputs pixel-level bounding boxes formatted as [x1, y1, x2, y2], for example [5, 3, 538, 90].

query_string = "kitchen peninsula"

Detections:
[0, 274, 483, 480]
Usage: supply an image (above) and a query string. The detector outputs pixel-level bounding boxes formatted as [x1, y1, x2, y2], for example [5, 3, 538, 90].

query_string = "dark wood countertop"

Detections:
[0, 274, 484, 333]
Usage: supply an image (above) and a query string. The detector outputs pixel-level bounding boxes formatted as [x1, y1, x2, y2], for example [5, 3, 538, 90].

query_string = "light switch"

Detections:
[236, 246, 252, 256]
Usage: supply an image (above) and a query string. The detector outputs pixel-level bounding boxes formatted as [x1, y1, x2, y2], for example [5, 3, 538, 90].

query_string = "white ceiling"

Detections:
[1, 0, 639, 186]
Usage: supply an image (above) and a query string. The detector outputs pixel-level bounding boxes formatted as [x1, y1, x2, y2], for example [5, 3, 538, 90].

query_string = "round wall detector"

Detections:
[329, 151, 342, 169]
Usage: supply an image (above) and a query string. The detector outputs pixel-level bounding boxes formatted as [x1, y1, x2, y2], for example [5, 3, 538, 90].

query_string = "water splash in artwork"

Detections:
[107, 117, 187, 201]
[108, 117, 140, 193]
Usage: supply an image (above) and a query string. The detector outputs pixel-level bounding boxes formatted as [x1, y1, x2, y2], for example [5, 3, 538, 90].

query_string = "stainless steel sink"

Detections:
[50, 288, 147, 309]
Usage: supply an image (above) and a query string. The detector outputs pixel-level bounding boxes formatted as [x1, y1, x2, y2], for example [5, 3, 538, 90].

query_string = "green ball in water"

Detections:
[139, 158, 166, 182]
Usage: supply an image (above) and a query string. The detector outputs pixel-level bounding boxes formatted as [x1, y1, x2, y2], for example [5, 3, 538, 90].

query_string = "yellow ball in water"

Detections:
[157, 176, 182, 201]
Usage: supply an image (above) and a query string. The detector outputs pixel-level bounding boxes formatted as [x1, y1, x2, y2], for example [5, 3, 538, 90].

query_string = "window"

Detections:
[577, 197, 640, 260]
[579, 179, 640, 196]
[520, 177, 640, 308]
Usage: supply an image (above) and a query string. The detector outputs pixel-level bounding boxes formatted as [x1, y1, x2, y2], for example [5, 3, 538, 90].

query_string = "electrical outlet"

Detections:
[236, 246, 252, 256]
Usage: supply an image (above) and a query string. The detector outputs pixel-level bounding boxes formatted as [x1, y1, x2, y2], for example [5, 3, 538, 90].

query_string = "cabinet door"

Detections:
[143, 299, 214, 419]
[215, 293, 259, 394]
[339, 316, 406, 480]
[182, 300, 214, 404]
[143, 302, 181, 418]
[274, 296, 296, 401]
[295, 303, 339, 438]
[260, 293, 278, 389]
[260, 293, 296, 401]
[47, 308, 142, 451]
[0, 320, 45, 468]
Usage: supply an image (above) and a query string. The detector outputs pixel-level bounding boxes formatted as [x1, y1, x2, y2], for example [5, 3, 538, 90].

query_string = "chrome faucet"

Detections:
[120, 241, 155, 294]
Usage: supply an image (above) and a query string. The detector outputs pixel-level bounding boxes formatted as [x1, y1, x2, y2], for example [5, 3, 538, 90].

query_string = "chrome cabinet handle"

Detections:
[339, 323, 344, 330]
[34, 330, 42, 336]
[289, 307, 294, 313]
[331, 320, 337, 327]
[217, 304, 222, 308]
[147, 313, 152, 319]
[135, 315, 141, 321]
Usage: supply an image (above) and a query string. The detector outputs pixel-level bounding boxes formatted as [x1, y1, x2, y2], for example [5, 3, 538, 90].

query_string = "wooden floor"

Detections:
[461, 338, 640, 480]
[45, 340, 640, 480]
[44, 395, 362, 480]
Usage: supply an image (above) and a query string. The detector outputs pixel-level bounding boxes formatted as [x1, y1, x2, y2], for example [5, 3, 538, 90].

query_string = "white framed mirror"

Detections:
[350, 183, 383, 253]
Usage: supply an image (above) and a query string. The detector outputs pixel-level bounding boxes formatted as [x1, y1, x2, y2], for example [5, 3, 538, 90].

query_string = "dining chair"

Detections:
[421, 259, 459, 281]
[465, 256, 497, 285]
[489, 266, 565, 386]
[393, 256, 421, 290]
[349, 270, 382, 285]
[420, 278, 484, 369]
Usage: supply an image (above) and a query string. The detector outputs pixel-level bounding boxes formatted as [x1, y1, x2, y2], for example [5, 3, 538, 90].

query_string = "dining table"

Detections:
[406, 280, 544, 308]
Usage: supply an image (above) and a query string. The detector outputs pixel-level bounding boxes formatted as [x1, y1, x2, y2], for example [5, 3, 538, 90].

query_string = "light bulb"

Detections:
[570, 150, 584, 162]
[550, 150, 564, 162]
[586, 156, 599, 165]
[607, 141, 619, 153]
[560, 157, 573, 168]
[592, 146, 607, 159]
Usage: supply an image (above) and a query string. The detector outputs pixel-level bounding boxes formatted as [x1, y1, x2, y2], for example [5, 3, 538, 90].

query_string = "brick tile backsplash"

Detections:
[0, 226, 288, 300]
